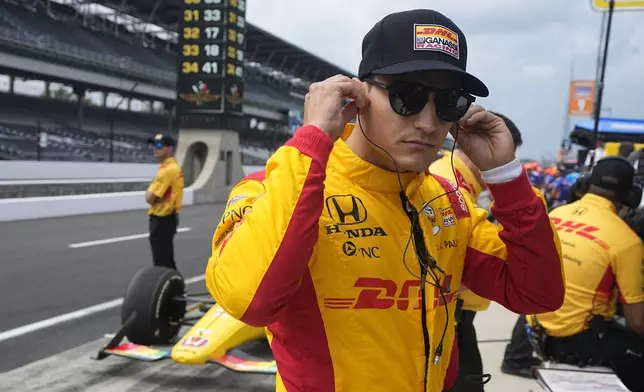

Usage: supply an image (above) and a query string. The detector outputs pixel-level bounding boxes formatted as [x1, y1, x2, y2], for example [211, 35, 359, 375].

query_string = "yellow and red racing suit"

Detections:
[206, 124, 564, 392]
[430, 150, 492, 313]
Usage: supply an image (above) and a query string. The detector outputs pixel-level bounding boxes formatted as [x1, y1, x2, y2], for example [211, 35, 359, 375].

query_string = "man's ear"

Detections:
[355, 77, 372, 93]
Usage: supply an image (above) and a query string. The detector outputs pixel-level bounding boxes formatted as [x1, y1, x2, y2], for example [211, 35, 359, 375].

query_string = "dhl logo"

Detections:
[414, 24, 460, 59]
[415, 25, 458, 44]
[549, 218, 610, 251]
[323, 276, 457, 311]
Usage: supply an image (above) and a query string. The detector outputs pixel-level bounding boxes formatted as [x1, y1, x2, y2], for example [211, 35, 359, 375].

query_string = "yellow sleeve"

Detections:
[613, 240, 644, 304]
[148, 166, 177, 198]
[170, 170, 184, 213]
[437, 171, 565, 314]
[206, 126, 333, 327]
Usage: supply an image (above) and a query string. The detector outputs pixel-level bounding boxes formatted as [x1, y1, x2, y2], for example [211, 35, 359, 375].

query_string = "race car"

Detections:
[93, 266, 277, 374]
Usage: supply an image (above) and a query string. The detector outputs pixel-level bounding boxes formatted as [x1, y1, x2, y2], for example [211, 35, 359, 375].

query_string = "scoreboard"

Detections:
[176, 0, 247, 129]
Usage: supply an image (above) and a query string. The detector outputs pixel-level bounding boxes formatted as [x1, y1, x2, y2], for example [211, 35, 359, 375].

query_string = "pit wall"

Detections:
[0, 161, 264, 222]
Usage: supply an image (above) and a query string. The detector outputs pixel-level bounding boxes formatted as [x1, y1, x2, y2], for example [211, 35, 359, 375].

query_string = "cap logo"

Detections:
[414, 24, 459, 59]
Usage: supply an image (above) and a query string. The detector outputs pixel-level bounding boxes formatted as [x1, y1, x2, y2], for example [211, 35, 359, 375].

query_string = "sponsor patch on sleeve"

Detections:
[414, 24, 460, 59]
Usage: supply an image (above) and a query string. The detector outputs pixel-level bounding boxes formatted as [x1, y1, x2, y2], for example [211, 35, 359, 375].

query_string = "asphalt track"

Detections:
[0, 205, 550, 391]
[0, 203, 273, 389]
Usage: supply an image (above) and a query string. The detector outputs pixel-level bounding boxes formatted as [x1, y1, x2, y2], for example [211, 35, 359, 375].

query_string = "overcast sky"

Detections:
[247, 0, 644, 160]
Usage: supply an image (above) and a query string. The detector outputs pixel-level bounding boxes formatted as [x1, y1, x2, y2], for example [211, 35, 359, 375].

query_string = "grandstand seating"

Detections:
[0, 2, 306, 109]
[0, 121, 155, 163]
[0, 117, 273, 165]
[0, 92, 164, 162]
[0, 1, 300, 166]
[0, 93, 277, 164]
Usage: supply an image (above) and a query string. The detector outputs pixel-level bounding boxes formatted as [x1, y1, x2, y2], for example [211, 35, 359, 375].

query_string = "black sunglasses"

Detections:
[366, 78, 475, 122]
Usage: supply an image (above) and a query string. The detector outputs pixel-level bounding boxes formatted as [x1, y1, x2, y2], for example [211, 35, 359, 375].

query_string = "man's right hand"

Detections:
[303, 75, 369, 141]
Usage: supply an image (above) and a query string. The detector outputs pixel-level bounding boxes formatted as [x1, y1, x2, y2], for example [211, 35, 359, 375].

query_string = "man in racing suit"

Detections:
[429, 112, 523, 392]
[206, 9, 565, 392]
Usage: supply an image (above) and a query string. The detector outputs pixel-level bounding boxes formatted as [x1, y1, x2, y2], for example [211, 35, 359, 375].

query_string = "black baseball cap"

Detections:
[148, 133, 176, 147]
[590, 156, 634, 192]
[358, 9, 489, 97]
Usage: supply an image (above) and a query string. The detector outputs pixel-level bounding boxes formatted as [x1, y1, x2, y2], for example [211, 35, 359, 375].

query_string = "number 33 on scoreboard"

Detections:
[184, 9, 222, 22]
[182, 45, 199, 56]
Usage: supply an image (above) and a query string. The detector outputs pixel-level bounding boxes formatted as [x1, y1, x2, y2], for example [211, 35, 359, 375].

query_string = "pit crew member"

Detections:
[502, 157, 644, 391]
[145, 134, 184, 271]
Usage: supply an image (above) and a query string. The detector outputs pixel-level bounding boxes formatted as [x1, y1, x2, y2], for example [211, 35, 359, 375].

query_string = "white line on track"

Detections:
[68, 227, 192, 248]
[0, 274, 206, 343]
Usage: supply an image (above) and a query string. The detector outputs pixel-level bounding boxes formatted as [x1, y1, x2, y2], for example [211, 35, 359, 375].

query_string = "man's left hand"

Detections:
[449, 105, 516, 172]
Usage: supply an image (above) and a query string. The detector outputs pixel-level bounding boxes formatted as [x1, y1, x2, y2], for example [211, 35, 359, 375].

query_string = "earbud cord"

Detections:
[355, 113, 491, 389]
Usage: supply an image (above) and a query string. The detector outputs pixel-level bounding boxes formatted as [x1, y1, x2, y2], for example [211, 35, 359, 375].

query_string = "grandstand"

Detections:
[0, 0, 353, 166]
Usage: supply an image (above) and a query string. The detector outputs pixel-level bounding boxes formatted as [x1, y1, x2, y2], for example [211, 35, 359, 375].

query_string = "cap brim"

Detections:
[371, 60, 489, 97]
[148, 138, 175, 147]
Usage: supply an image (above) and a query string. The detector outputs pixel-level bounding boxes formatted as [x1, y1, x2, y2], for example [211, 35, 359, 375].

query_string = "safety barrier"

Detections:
[0, 161, 264, 222]
[0, 189, 195, 222]
[0, 160, 159, 181]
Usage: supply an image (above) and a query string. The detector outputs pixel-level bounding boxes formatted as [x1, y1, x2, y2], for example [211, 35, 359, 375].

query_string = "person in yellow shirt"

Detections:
[145, 134, 184, 270]
[430, 112, 522, 392]
[502, 157, 644, 391]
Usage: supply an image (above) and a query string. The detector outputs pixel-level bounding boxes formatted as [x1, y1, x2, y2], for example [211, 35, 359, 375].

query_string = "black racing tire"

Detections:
[121, 266, 186, 345]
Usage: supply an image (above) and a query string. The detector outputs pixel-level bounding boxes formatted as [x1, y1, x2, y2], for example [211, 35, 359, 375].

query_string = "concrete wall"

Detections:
[0, 180, 150, 199]
[0, 161, 159, 181]
[0, 189, 194, 222]
[0, 161, 266, 222]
